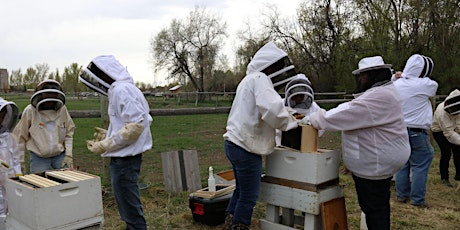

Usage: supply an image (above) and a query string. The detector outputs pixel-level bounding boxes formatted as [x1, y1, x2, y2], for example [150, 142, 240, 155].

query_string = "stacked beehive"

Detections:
[5, 170, 104, 230]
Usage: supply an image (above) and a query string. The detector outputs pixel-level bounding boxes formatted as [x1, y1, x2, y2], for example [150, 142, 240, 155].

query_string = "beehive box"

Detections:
[5, 170, 103, 230]
[281, 125, 318, 153]
[265, 148, 340, 185]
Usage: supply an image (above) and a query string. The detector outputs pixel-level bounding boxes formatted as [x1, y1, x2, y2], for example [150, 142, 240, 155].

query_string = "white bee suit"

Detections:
[223, 42, 298, 155]
[103, 81, 153, 157]
[89, 55, 152, 157]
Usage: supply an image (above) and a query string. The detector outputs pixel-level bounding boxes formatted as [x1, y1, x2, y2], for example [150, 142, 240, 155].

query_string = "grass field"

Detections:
[2, 95, 460, 229]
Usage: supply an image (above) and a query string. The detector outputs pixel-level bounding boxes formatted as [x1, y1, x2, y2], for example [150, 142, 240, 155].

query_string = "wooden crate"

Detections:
[191, 184, 235, 199]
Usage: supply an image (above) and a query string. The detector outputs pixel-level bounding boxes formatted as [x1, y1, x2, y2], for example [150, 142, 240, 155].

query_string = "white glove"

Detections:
[298, 115, 311, 125]
[63, 138, 73, 168]
[86, 139, 111, 154]
[93, 127, 107, 142]
[87, 123, 144, 154]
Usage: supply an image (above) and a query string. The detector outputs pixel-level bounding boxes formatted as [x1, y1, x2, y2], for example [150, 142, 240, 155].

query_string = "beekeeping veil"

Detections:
[0, 98, 19, 134]
[352, 56, 392, 93]
[79, 55, 132, 96]
[31, 79, 66, 111]
[400, 54, 434, 79]
[246, 41, 297, 92]
[444, 89, 460, 115]
[284, 74, 314, 112]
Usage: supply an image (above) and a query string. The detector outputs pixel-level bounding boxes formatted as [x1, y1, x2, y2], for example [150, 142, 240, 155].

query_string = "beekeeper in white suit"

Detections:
[223, 41, 306, 230]
[306, 56, 410, 230]
[14, 80, 75, 173]
[79, 55, 152, 230]
[275, 74, 324, 146]
[0, 98, 22, 216]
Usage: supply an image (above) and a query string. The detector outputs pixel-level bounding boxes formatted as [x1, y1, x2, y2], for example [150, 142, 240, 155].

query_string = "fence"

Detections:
[46, 92, 449, 118]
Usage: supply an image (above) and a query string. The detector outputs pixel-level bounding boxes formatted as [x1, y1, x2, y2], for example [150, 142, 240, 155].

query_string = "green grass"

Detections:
[3, 94, 460, 229]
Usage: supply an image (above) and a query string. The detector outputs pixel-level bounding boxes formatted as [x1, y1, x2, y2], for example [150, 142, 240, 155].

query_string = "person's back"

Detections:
[394, 54, 438, 208]
[392, 54, 438, 129]
[309, 56, 410, 230]
[223, 41, 300, 230]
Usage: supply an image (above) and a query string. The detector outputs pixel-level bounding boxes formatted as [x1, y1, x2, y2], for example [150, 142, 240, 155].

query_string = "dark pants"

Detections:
[352, 174, 392, 230]
[433, 131, 460, 180]
[110, 154, 147, 230]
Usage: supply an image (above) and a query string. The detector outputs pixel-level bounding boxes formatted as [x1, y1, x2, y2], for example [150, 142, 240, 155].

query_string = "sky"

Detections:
[0, 0, 300, 87]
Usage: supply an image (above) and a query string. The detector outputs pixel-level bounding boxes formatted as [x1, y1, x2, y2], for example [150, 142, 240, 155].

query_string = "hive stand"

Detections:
[258, 148, 347, 230]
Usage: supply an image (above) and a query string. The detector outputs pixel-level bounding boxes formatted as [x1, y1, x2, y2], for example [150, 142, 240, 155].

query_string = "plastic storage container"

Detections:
[189, 191, 233, 226]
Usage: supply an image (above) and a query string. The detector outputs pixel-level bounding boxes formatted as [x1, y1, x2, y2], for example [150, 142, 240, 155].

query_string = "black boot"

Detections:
[223, 213, 233, 230]
[231, 222, 250, 230]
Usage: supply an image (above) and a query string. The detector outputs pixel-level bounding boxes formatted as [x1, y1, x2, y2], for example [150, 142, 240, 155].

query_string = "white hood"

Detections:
[401, 54, 434, 79]
[91, 55, 133, 83]
[246, 41, 288, 75]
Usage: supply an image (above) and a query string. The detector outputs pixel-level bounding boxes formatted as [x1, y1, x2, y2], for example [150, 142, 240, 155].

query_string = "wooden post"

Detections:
[100, 96, 110, 187]
[161, 150, 201, 193]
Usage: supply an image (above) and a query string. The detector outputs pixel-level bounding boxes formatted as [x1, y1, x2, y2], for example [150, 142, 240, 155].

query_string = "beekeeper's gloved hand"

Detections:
[93, 127, 107, 142]
[62, 137, 73, 168]
[86, 140, 108, 154]
[286, 107, 297, 116]
[87, 123, 144, 154]
[298, 115, 311, 125]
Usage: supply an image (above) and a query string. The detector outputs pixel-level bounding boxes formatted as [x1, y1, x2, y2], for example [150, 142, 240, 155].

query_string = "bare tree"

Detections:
[260, 0, 356, 91]
[150, 7, 227, 95]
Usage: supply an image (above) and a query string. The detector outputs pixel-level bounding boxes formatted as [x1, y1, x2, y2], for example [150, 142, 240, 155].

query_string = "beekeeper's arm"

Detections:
[13, 141, 24, 176]
[87, 122, 144, 154]
[62, 108, 76, 168]
[255, 79, 298, 132]
[12, 106, 32, 174]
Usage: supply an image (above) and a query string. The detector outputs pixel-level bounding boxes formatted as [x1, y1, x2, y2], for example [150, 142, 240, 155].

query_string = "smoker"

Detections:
[3, 170, 104, 230]
[259, 125, 346, 230]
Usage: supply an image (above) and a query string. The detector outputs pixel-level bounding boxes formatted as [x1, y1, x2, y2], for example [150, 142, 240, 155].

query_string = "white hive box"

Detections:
[265, 148, 340, 185]
[5, 170, 103, 230]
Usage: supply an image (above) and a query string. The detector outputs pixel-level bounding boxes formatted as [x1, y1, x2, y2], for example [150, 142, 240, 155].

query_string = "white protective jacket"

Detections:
[0, 133, 22, 176]
[392, 54, 438, 130]
[102, 63, 153, 157]
[223, 43, 299, 155]
[431, 89, 460, 145]
[14, 105, 75, 158]
[310, 82, 410, 180]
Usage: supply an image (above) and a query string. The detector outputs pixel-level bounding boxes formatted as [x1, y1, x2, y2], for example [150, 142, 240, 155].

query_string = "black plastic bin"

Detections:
[189, 191, 233, 226]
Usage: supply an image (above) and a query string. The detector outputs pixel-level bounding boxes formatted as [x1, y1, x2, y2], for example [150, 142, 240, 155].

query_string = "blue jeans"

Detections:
[395, 129, 434, 205]
[110, 154, 147, 230]
[224, 140, 262, 226]
[29, 151, 65, 173]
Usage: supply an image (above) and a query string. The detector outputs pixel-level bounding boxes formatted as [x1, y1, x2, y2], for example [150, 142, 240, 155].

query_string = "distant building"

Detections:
[0, 69, 10, 93]
[168, 85, 182, 94]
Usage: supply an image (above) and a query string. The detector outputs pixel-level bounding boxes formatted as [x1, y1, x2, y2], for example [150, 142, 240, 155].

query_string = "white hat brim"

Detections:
[352, 64, 392, 75]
